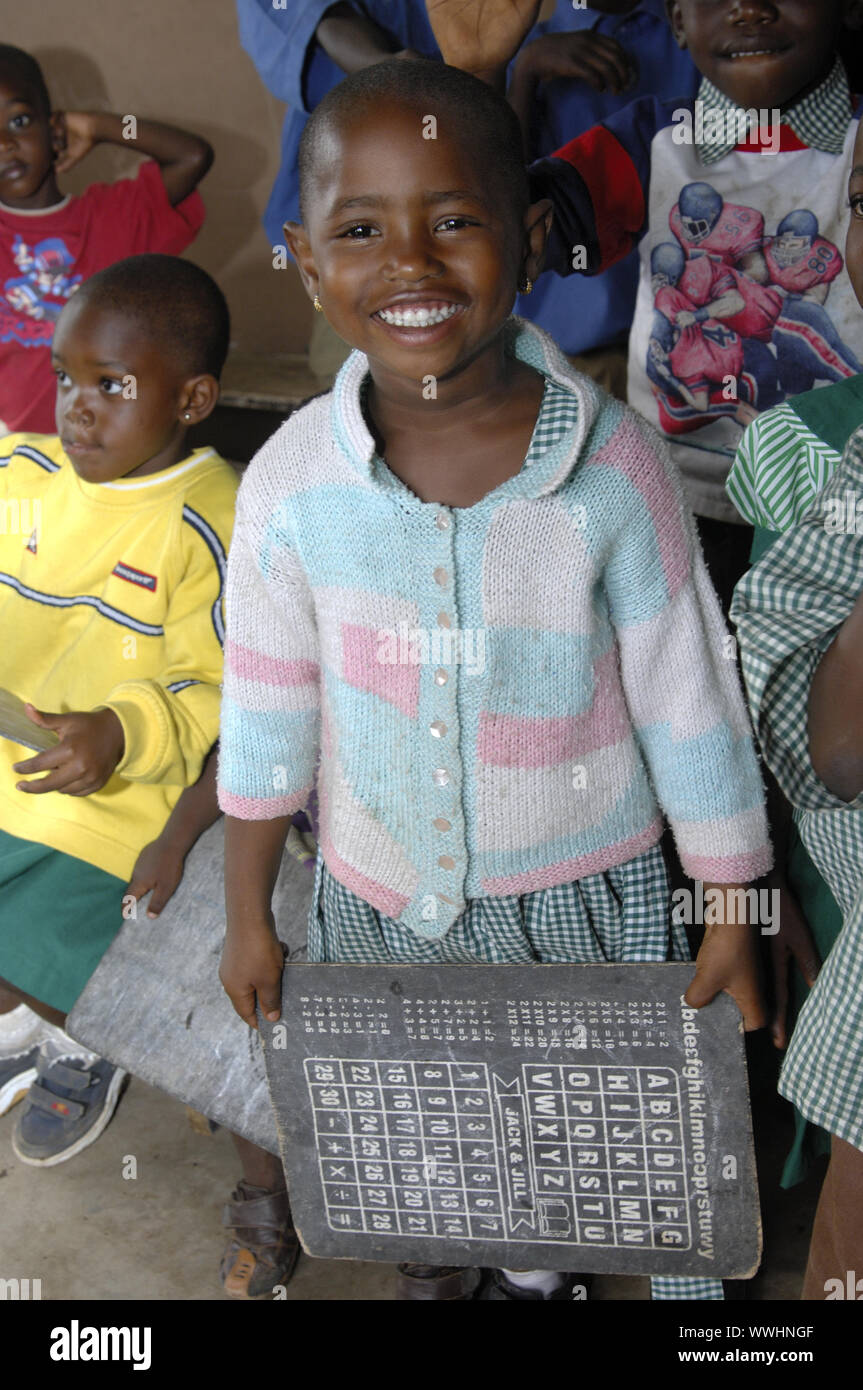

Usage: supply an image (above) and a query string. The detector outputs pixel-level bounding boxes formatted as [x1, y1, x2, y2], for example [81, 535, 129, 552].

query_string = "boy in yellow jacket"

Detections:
[0, 253, 237, 1164]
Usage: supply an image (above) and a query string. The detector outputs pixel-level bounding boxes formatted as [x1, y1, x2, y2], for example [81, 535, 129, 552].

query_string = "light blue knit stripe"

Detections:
[473, 775, 660, 888]
[478, 630, 596, 718]
[219, 700, 317, 800]
[634, 725, 766, 821]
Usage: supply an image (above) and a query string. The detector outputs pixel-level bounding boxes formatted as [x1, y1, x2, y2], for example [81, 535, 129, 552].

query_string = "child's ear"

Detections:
[179, 374, 220, 427]
[50, 110, 66, 160]
[665, 1, 687, 49]
[522, 198, 553, 286]
[284, 221, 320, 306]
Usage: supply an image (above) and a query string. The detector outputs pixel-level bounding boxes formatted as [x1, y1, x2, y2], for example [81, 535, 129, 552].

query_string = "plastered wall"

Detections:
[5, 0, 312, 353]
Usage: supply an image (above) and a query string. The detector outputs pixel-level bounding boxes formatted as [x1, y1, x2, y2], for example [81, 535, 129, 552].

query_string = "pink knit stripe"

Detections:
[587, 416, 689, 598]
[218, 788, 308, 819]
[682, 847, 774, 883]
[322, 842, 411, 920]
[341, 621, 419, 718]
[226, 640, 319, 688]
[482, 820, 662, 896]
[478, 648, 629, 766]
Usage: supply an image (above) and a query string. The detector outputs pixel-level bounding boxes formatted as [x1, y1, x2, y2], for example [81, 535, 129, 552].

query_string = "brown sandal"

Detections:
[396, 1264, 484, 1300]
[221, 1181, 300, 1299]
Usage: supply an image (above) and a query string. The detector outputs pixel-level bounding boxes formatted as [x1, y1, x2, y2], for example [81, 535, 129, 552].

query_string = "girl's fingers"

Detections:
[223, 979, 260, 1030]
[258, 975, 283, 1023]
[682, 967, 715, 1010]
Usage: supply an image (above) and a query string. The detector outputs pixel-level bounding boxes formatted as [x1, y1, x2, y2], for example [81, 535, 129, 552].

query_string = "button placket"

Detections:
[416, 502, 464, 933]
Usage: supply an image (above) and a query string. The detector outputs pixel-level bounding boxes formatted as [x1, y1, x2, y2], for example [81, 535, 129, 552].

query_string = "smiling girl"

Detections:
[217, 60, 772, 1301]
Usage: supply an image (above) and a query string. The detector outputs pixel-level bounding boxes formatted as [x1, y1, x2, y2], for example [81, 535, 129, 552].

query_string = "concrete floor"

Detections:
[0, 1069, 824, 1301]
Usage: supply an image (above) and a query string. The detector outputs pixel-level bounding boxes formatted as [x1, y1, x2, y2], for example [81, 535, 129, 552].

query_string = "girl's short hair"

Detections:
[298, 58, 530, 223]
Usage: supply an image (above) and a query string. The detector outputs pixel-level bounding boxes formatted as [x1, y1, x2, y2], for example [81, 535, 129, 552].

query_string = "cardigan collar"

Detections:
[329, 317, 603, 503]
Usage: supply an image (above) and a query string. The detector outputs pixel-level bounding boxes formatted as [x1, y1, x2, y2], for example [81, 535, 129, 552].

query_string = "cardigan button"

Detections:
[434, 668, 448, 685]
[432, 768, 450, 787]
[430, 721, 447, 738]
[435, 511, 450, 530]
[438, 855, 456, 870]
[433, 817, 451, 832]
[437, 612, 451, 629]
[433, 566, 449, 587]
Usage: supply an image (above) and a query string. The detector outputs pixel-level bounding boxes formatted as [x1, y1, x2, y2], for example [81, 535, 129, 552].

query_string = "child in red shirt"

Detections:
[0, 43, 211, 434]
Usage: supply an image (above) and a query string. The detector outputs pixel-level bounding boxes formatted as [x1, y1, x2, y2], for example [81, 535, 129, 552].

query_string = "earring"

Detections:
[519, 277, 533, 295]
[313, 294, 323, 313]
[183, 411, 191, 421]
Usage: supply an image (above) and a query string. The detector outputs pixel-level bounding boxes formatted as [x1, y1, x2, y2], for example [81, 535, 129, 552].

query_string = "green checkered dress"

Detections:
[731, 424, 863, 1154]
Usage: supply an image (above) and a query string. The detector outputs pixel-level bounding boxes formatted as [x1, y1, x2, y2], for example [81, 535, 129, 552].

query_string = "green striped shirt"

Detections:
[726, 376, 863, 531]
[727, 404, 842, 531]
[730, 425, 863, 1150]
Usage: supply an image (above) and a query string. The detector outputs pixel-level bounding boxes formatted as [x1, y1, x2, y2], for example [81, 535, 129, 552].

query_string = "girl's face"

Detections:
[847, 122, 863, 311]
[288, 101, 550, 395]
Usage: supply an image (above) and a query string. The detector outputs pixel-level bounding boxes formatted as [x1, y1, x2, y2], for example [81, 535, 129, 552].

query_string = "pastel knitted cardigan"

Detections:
[217, 319, 771, 938]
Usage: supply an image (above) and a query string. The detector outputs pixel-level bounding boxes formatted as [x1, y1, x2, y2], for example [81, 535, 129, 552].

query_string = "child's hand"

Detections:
[13, 704, 124, 795]
[766, 874, 820, 1050]
[684, 884, 767, 1030]
[53, 112, 99, 175]
[219, 917, 285, 1030]
[734, 401, 759, 427]
[515, 32, 635, 94]
[125, 836, 186, 919]
[425, 0, 542, 72]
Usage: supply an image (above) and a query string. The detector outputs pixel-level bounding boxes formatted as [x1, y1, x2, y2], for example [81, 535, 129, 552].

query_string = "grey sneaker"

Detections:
[12, 1046, 127, 1167]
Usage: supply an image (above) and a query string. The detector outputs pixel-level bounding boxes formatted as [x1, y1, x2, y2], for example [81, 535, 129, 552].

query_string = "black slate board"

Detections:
[261, 963, 760, 1278]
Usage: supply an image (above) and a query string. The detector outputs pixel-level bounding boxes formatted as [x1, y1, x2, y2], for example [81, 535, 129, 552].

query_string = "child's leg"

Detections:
[801, 1135, 863, 1300]
[221, 1131, 299, 1299]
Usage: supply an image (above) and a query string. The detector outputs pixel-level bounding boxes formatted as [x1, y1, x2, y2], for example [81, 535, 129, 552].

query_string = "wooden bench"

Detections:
[68, 819, 314, 1154]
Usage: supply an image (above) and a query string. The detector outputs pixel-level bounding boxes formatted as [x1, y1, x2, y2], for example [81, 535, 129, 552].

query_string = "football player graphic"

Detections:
[647, 242, 780, 434]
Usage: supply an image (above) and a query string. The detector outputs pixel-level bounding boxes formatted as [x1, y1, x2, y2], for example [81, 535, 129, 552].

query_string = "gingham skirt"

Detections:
[307, 843, 723, 1301]
[309, 842, 690, 965]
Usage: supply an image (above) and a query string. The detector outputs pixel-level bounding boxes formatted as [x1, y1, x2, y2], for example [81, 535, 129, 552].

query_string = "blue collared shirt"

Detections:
[235, 0, 440, 245]
[515, 0, 698, 354]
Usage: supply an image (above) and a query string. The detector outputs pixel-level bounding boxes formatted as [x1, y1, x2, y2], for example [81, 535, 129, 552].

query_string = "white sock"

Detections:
[0, 1002, 47, 1050]
[501, 1268, 566, 1295]
[39, 1025, 102, 1069]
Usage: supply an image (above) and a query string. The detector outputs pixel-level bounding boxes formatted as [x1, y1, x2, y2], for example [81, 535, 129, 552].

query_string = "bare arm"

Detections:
[220, 814, 294, 1027]
[125, 746, 222, 917]
[55, 111, 213, 205]
[808, 585, 863, 800]
[316, 1, 413, 69]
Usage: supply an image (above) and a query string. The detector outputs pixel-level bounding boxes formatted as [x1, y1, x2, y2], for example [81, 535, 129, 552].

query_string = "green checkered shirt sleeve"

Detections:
[730, 425, 863, 815]
[726, 404, 842, 531]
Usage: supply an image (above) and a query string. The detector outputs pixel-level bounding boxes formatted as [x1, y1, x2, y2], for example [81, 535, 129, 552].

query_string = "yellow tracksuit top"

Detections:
[0, 433, 238, 879]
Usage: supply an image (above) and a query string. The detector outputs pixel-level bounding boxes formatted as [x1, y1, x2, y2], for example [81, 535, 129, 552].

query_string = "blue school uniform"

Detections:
[515, 0, 698, 356]
[234, 0, 440, 247]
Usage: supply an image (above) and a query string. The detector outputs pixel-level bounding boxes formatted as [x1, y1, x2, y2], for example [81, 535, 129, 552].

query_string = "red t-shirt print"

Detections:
[0, 161, 205, 434]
